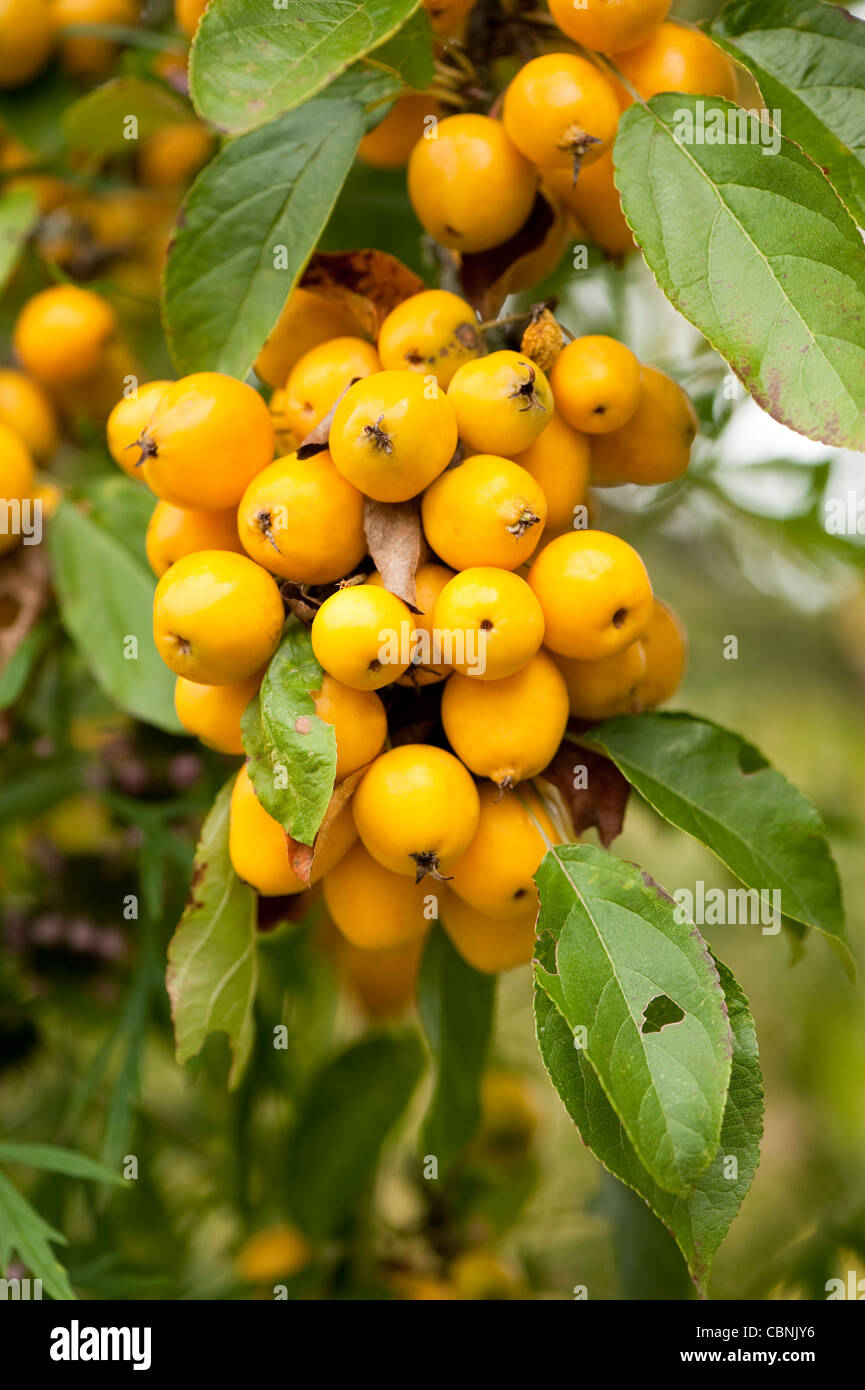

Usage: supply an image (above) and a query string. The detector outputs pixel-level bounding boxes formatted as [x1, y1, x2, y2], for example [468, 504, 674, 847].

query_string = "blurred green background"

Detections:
[0, 0, 863, 1302]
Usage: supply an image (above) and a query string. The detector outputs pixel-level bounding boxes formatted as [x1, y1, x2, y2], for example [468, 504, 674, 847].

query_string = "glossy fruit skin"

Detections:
[555, 640, 647, 719]
[529, 529, 652, 660]
[52, 0, 139, 78]
[145, 499, 243, 578]
[0, 369, 57, 461]
[174, 672, 261, 754]
[440, 887, 538, 974]
[174, 0, 208, 39]
[140, 373, 275, 510]
[254, 288, 366, 389]
[311, 584, 412, 691]
[511, 414, 590, 534]
[323, 840, 431, 949]
[107, 381, 171, 478]
[590, 366, 698, 486]
[378, 290, 481, 389]
[441, 650, 569, 787]
[0, 422, 35, 556]
[138, 121, 213, 189]
[447, 352, 554, 456]
[359, 92, 439, 169]
[432, 567, 545, 680]
[329, 369, 458, 503]
[0, 0, 55, 88]
[618, 22, 737, 101]
[311, 673, 387, 782]
[369, 563, 455, 686]
[545, 151, 635, 260]
[550, 335, 641, 434]
[407, 114, 537, 254]
[235, 1225, 310, 1284]
[153, 550, 284, 684]
[503, 53, 620, 171]
[14, 286, 116, 386]
[229, 765, 306, 897]
[237, 450, 366, 584]
[284, 337, 381, 440]
[637, 597, 687, 707]
[547, 0, 671, 54]
[449, 781, 560, 919]
[353, 744, 480, 880]
[422, 454, 547, 572]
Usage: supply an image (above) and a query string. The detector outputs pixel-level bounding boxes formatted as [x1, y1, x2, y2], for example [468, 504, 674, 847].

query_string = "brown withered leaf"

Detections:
[279, 580, 320, 625]
[287, 767, 368, 886]
[256, 889, 318, 934]
[296, 384, 352, 460]
[363, 497, 426, 610]
[301, 250, 425, 340]
[539, 741, 630, 848]
[459, 189, 561, 320]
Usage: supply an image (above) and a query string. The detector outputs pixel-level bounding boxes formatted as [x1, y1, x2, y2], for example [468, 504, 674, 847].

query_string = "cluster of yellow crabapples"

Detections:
[74, 275, 689, 979]
[361, 0, 739, 264]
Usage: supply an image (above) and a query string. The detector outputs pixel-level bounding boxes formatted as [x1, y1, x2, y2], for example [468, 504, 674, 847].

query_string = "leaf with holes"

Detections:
[583, 712, 852, 977]
[614, 94, 865, 449]
[166, 780, 258, 1088]
[162, 99, 363, 378]
[536, 943, 762, 1296]
[534, 843, 732, 1197]
[191, 0, 426, 135]
[710, 0, 865, 226]
[241, 621, 336, 846]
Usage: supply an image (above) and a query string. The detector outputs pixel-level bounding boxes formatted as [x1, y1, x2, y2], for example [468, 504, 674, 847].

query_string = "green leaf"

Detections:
[241, 622, 336, 846]
[0, 1171, 75, 1300]
[286, 1032, 425, 1239]
[0, 619, 51, 710]
[0, 1143, 125, 1186]
[0, 188, 38, 294]
[536, 947, 763, 1296]
[327, 6, 435, 113]
[48, 488, 181, 734]
[62, 77, 196, 159]
[583, 712, 852, 978]
[593, 1171, 695, 1301]
[166, 779, 259, 1088]
[710, 0, 865, 225]
[534, 844, 732, 1196]
[191, 0, 424, 135]
[162, 99, 363, 378]
[614, 95, 865, 449]
[417, 924, 496, 1174]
